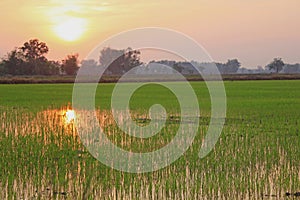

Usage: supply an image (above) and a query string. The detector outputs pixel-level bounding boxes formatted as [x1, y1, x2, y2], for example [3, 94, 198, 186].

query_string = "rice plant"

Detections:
[0, 80, 299, 199]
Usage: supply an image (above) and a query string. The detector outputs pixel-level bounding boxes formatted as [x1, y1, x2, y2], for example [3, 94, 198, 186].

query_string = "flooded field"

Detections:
[0, 81, 299, 199]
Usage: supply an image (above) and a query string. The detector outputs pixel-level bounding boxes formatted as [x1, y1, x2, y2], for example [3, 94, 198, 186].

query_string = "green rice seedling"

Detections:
[0, 80, 299, 199]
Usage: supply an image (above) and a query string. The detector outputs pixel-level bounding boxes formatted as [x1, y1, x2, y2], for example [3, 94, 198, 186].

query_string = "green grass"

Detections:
[0, 80, 299, 199]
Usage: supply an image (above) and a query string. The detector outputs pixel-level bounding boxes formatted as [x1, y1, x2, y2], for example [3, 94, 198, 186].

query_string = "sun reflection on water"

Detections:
[64, 109, 76, 124]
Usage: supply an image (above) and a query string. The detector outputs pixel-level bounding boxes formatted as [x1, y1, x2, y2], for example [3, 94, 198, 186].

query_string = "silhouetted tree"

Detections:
[282, 63, 300, 73]
[0, 60, 7, 75]
[38, 60, 61, 75]
[81, 59, 98, 67]
[99, 47, 141, 75]
[99, 47, 123, 67]
[225, 59, 241, 73]
[216, 59, 241, 74]
[173, 63, 184, 73]
[62, 54, 79, 75]
[1, 39, 60, 75]
[266, 58, 285, 73]
[2, 49, 26, 75]
[20, 39, 49, 74]
[20, 39, 48, 61]
[191, 60, 205, 72]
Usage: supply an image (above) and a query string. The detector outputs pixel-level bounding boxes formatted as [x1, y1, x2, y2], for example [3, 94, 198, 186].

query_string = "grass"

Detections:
[0, 80, 299, 199]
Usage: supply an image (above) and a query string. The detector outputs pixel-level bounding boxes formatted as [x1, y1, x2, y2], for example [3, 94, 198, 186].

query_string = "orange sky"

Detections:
[0, 0, 300, 68]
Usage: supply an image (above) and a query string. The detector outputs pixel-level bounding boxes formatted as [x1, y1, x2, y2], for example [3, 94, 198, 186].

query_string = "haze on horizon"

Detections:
[0, 0, 300, 68]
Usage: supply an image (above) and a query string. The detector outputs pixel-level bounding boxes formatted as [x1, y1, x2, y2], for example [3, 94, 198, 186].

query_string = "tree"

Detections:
[2, 49, 26, 75]
[191, 60, 205, 72]
[62, 54, 79, 75]
[38, 60, 61, 75]
[282, 64, 300, 73]
[1, 39, 59, 75]
[173, 63, 184, 73]
[266, 58, 285, 73]
[20, 39, 49, 74]
[81, 59, 98, 68]
[99, 47, 124, 67]
[0, 61, 6, 75]
[99, 47, 142, 75]
[225, 59, 241, 73]
[216, 59, 241, 74]
[20, 39, 49, 61]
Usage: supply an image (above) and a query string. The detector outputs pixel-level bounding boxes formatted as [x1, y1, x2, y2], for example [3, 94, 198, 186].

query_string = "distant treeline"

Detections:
[1, 38, 300, 77]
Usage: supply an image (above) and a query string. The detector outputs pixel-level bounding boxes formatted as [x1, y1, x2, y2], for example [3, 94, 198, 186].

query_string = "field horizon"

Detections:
[1, 73, 300, 84]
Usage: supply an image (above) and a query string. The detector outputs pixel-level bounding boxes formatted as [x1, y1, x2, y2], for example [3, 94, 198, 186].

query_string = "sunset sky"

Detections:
[0, 0, 299, 68]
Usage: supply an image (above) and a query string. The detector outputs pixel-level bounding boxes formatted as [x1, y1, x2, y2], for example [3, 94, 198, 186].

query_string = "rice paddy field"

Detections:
[0, 80, 299, 199]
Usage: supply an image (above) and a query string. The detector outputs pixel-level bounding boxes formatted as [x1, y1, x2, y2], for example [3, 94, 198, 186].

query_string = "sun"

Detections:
[54, 17, 87, 42]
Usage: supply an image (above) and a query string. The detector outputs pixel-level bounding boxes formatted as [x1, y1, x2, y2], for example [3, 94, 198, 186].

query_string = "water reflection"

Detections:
[64, 109, 76, 124]
[0, 106, 177, 138]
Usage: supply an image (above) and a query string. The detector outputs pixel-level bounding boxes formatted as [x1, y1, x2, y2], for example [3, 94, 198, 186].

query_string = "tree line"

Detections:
[0, 39, 79, 76]
[0, 38, 299, 76]
[0, 39, 142, 76]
